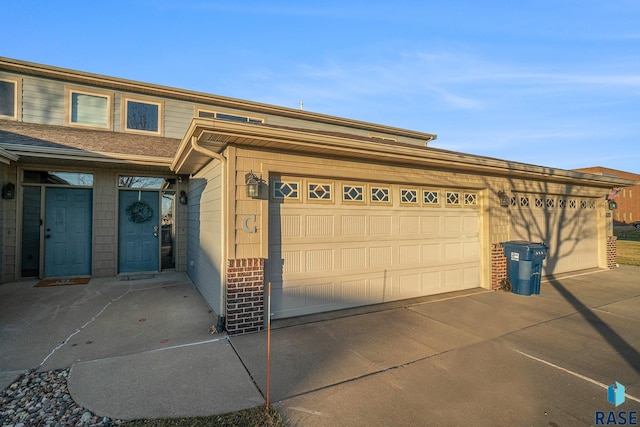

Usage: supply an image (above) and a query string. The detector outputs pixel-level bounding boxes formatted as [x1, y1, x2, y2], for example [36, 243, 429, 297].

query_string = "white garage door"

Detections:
[268, 176, 482, 319]
[509, 194, 598, 275]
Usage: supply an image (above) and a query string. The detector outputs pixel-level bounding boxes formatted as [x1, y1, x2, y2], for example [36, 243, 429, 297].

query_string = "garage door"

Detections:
[509, 194, 598, 275]
[268, 176, 481, 319]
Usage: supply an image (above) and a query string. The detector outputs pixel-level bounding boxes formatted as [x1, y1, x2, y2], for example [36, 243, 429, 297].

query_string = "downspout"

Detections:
[190, 136, 228, 332]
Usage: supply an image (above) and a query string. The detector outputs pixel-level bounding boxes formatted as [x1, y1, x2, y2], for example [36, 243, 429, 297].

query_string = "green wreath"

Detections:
[126, 201, 153, 223]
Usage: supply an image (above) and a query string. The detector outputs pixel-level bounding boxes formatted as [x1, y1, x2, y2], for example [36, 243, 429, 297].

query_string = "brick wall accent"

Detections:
[607, 236, 618, 269]
[491, 243, 508, 290]
[226, 258, 265, 335]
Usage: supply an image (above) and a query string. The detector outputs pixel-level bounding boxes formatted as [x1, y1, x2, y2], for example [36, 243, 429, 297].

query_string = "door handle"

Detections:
[45, 234, 51, 239]
[153, 225, 159, 237]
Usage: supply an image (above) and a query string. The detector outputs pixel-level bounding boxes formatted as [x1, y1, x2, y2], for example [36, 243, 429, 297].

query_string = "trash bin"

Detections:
[501, 241, 548, 296]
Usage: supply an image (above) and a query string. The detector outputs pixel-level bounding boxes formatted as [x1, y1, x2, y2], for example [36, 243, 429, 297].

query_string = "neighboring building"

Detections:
[0, 57, 634, 334]
[573, 167, 640, 226]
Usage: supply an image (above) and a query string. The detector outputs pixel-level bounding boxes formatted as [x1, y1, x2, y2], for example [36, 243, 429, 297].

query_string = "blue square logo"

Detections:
[608, 382, 626, 407]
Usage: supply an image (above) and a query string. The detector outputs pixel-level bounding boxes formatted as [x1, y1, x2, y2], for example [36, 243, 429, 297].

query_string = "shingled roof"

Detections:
[0, 120, 181, 160]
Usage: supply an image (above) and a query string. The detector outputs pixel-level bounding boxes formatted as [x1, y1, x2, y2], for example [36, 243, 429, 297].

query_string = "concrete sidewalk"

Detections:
[2, 267, 640, 424]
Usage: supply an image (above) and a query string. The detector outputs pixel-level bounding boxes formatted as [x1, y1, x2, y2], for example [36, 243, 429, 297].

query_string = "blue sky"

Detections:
[4, 1, 640, 173]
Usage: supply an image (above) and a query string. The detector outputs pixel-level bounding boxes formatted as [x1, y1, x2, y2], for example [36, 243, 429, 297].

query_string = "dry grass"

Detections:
[617, 240, 640, 267]
[122, 406, 285, 427]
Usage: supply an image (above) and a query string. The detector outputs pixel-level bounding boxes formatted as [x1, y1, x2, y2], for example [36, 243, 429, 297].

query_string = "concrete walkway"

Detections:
[1, 268, 640, 425]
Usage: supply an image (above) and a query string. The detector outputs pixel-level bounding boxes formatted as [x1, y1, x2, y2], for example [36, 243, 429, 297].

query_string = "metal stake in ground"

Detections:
[266, 281, 271, 408]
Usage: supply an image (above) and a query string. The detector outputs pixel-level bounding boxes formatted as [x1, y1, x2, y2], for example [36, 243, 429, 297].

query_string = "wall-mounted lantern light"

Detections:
[245, 171, 262, 199]
[606, 189, 620, 210]
[179, 191, 188, 205]
[608, 200, 618, 210]
[498, 190, 510, 207]
[2, 183, 15, 199]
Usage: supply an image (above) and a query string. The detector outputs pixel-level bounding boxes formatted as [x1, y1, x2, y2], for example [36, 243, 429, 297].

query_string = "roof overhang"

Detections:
[172, 119, 637, 189]
[0, 146, 19, 164]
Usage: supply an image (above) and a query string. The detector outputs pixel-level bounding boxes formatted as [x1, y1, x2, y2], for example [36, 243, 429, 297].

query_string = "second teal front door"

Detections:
[119, 190, 160, 273]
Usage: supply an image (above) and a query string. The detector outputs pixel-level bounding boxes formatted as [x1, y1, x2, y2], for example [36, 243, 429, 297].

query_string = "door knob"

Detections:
[153, 225, 159, 237]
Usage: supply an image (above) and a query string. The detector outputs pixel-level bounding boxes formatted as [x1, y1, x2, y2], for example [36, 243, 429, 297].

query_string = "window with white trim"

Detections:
[546, 198, 555, 208]
[519, 196, 530, 207]
[124, 97, 162, 134]
[371, 187, 390, 203]
[535, 197, 544, 208]
[423, 190, 439, 205]
[273, 181, 300, 199]
[197, 109, 264, 124]
[308, 183, 332, 201]
[0, 78, 19, 120]
[66, 87, 111, 129]
[446, 191, 461, 206]
[401, 189, 418, 205]
[343, 185, 364, 202]
[464, 192, 478, 206]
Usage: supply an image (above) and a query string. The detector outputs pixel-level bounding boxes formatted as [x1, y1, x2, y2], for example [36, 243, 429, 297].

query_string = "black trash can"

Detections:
[501, 241, 548, 295]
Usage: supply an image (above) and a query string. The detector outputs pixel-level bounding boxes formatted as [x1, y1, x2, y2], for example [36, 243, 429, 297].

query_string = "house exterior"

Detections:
[573, 167, 640, 226]
[1, 57, 634, 335]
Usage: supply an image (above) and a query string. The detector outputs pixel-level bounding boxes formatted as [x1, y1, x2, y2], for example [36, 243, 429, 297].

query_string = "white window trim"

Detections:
[306, 181, 334, 203]
[64, 86, 113, 130]
[122, 96, 164, 135]
[400, 187, 419, 206]
[0, 77, 21, 120]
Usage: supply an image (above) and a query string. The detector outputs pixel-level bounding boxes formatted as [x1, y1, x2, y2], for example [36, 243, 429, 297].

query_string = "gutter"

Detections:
[189, 136, 228, 332]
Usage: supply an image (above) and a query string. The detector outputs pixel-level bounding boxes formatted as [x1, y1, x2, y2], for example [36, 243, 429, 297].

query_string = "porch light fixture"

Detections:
[498, 190, 510, 207]
[2, 183, 15, 199]
[606, 189, 619, 210]
[245, 171, 262, 199]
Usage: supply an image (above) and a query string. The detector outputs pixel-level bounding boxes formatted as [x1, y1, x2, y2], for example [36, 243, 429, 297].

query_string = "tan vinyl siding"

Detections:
[164, 100, 193, 139]
[3, 164, 17, 282]
[21, 77, 65, 125]
[92, 169, 118, 276]
[187, 160, 224, 315]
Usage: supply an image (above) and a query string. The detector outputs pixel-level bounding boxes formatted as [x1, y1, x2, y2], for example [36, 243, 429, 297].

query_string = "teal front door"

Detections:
[44, 188, 93, 277]
[119, 190, 160, 272]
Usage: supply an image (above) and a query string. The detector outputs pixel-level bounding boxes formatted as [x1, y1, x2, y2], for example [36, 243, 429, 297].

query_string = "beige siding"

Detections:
[21, 76, 65, 125]
[186, 160, 224, 314]
[92, 169, 118, 276]
[2, 164, 18, 282]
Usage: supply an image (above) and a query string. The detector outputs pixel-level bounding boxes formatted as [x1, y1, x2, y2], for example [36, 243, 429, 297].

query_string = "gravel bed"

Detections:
[0, 369, 126, 426]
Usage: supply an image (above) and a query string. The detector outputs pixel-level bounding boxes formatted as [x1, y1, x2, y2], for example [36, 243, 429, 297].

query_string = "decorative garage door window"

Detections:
[569, 199, 577, 209]
[371, 187, 390, 203]
[464, 192, 478, 206]
[511, 194, 597, 211]
[520, 196, 530, 207]
[423, 190, 439, 205]
[308, 183, 332, 201]
[273, 181, 300, 199]
[343, 185, 365, 202]
[559, 199, 567, 209]
[446, 191, 461, 206]
[400, 188, 418, 205]
[535, 197, 544, 208]
[546, 198, 555, 208]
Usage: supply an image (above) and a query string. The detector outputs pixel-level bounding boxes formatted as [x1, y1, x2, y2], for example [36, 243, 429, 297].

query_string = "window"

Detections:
[446, 191, 461, 206]
[401, 189, 418, 205]
[197, 109, 264, 124]
[546, 198, 555, 208]
[343, 185, 364, 202]
[519, 196, 530, 207]
[423, 190, 439, 205]
[23, 170, 94, 186]
[0, 78, 20, 120]
[371, 187, 390, 203]
[464, 192, 478, 206]
[308, 183, 332, 201]
[118, 176, 175, 189]
[535, 197, 544, 208]
[124, 98, 162, 134]
[273, 181, 299, 199]
[66, 87, 111, 128]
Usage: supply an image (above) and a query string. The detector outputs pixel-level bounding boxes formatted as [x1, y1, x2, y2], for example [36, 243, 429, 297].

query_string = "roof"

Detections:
[0, 56, 437, 144]
[172, 118, 637, 189]
[0, 120, 179, 168]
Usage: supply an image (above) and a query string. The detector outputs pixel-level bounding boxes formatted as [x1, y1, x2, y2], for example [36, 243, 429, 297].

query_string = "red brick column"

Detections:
[607, 236, 618, 269]
[226, 258, 265, 335]
[491, 243, 507, 290]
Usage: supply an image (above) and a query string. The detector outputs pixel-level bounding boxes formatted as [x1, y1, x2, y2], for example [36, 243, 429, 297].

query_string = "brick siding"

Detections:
[491, 243, 508, 290]
[607, 236, 618, 269]
[226, 258, 265, 335]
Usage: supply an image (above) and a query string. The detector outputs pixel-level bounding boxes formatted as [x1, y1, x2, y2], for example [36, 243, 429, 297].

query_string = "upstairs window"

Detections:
[197, 109, 264, 124]
[0, 78, 20, 120]
[124, 97, 162, 134]
[66, 87, 111, 129]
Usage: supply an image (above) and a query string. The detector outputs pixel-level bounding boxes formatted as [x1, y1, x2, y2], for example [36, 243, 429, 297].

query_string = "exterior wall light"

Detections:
[245, 171, 262, 199]
[608, 200, 618, 210]
[2, 183, 15, 199]
[498, 190, 510, 207]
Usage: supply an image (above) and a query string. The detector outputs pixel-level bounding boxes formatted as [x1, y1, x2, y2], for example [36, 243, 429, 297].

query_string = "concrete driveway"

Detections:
[231, 266, 640, 426]
[1, 268, 639, 425]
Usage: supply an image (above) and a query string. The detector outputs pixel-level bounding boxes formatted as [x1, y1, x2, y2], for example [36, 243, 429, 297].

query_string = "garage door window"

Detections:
[464, 192, 478, 206]
[273, 181, 300, 199]
[343, 185, 365, 202]
[308, 183, 332, 201]
[400, 188, 418, 205]
[423, 190, 439, 205]
[446, 191, 461, 206]
[371, 187, 390, 203]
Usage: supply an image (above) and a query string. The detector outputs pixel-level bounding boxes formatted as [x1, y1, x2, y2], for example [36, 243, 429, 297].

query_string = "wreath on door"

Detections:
[126, 201, 153, 223]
